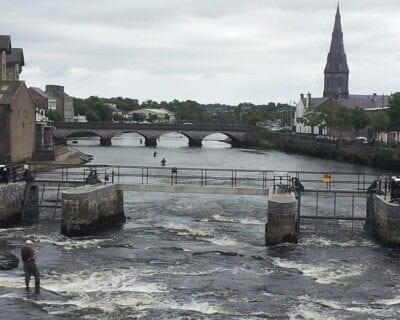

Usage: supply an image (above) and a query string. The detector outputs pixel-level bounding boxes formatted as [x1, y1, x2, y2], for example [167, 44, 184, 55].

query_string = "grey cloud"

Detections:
[1, 0, 398, 104]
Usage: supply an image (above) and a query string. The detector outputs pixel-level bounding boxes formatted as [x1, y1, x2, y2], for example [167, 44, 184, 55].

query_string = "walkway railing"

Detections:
[31, 163, 386, 192]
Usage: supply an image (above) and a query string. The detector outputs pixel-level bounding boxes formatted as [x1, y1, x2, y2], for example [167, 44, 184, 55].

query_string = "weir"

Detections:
[3, 164, 398, 247]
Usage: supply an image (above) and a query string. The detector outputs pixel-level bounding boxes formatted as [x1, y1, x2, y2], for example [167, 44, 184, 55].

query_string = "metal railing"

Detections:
[29, 163, 387, 192]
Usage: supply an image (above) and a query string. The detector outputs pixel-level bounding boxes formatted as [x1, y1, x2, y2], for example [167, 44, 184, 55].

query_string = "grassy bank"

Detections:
[258, 131, 399, 171]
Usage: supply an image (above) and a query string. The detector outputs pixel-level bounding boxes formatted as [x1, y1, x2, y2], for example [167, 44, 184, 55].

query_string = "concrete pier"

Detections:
[369, 195, 400, 246]
[61, 184, 125, 236]
[0, 183, 38, 227]
[265, 193, 298, 246]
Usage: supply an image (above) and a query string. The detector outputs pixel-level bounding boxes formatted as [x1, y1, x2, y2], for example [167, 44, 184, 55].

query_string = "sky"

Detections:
[1, 0, 399, 105]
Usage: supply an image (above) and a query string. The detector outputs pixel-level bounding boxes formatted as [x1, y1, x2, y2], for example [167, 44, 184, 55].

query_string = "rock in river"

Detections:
[0, 252, 19, 270]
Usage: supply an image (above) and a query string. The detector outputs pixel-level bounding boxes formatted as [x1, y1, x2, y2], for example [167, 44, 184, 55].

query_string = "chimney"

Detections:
[306, 92, 311, 107]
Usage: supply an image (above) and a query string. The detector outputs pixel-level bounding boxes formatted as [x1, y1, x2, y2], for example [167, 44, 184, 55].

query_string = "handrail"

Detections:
[30, 163, 387, 191]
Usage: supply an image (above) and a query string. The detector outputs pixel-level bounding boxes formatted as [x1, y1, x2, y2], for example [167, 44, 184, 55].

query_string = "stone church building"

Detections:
[294, 5, 390, 135]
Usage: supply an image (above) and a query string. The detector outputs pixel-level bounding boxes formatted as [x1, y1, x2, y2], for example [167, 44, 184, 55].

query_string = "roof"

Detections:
[0, 81, 24, 104]
[0, 35, 11, 53]
[29, 87, 50, 99]
[309, 94, 390, 110]
[338, 94, 390, 109]
[6, 48, 25, 66]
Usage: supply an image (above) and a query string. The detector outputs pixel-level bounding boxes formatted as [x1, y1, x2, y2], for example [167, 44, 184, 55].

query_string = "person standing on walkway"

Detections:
[21, 240, 40, 293]
[0, 165, 9, 184]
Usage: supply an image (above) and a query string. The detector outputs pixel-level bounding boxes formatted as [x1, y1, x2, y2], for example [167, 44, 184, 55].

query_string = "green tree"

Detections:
[47, 110, 63, 122]
[246, 112, 262, 126]
[388, 92, 400, 131]
[113, 113, 124, 122]
[303, 107, 323, 135]
[369, 111, 389, 135]
[349, 107, 370, 135]
[85, 110, 101, 122]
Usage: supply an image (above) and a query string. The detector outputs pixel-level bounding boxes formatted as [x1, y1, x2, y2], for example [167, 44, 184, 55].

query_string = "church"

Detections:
[294, 4, 390, 135]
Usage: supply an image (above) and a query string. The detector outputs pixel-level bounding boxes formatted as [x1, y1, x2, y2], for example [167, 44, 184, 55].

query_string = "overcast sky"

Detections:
[2, 0, 399, 104]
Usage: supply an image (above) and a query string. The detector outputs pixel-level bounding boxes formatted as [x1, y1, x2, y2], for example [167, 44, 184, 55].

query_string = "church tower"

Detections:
[323, 4, 349, 99]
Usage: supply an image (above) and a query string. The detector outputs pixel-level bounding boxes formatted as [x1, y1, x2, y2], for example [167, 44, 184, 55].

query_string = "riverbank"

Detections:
[29, 146, 92, 169]
[257, 131, 400, 172]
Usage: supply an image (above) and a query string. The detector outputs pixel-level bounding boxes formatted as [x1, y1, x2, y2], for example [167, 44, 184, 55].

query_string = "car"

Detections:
[183, 122, 193, 125]
[355, 136, 368, 145]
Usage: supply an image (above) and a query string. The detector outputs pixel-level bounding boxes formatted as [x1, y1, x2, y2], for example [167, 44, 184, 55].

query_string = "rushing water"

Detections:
[1, 133, 400, 319]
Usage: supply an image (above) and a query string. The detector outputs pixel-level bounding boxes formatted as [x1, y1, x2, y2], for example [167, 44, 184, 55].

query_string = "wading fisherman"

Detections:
[161, 158, 166, 166]
[21, 240, 40, 293]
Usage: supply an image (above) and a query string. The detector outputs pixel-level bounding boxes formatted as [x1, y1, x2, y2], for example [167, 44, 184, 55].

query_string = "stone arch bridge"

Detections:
[52, 122, 261, 147]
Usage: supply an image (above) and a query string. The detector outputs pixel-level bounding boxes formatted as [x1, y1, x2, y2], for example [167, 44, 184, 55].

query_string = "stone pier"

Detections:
[61, 184, 125, 236]
[265, 193, 298, 246]
[188, 137, 202, 147]
[145, 137, 157, 147]
[100, 137, 112, 146]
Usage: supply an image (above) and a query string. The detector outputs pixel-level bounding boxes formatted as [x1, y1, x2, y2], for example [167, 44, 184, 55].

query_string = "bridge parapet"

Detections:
[52, 122, 253, 132]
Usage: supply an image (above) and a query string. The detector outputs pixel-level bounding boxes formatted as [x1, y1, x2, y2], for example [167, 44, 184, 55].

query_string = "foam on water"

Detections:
[0, 272, 25, 289]
[301, 235, 377, 248]
[270, 257, 365, 284]
[374, 295, 400, 306]
[20, 232, 113, 250]
[207, 236, 243, 246]
[286, 294, 397, 319]
[208, 214, 263, 225]
[43, 267, 166, 295]
[161, 223, 214, 238]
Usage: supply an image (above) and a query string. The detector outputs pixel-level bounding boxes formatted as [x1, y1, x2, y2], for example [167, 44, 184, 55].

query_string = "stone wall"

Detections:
[61, 184, 125, 236]
[0, 183, 25, 227]
[265, 194, 298, 246]
[371, 195, 400, 246]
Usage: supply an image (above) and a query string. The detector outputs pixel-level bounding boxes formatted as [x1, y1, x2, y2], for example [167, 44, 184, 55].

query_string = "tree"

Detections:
[85, 110, 100, 122]
[369, 111, 389, 135]
[149, 114, 158, 122]
[47, 110, 63, 122]
[246, 112, 262, 126]
[388, 92, 400, 131]
[113, 113, 124, 122]
[349, 107, 370, 135]
[302, 107, 323, 135]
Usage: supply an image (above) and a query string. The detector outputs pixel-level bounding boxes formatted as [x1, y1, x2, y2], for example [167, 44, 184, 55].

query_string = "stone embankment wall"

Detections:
[370, 195, 400, 246]
[61, 184, 125, 236]
[265, 193, 298, 245]
[0, 183, 32, 227]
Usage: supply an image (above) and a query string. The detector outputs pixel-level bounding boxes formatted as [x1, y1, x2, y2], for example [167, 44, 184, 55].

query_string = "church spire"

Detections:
[323, 3, 349, 99]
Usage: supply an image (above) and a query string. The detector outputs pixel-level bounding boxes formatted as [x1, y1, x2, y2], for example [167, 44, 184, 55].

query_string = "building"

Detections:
[29, 87, 57, 122]
[132, 108, 175, 123]
[45, 85, 74, 122]
[294, 5, 390, 135]
[0, 35, 11, 81]
[0, 36, 25, 81]
[0, 81, 36, 162]
[73, 115, 88, 123]
[6, 48, 24, 81]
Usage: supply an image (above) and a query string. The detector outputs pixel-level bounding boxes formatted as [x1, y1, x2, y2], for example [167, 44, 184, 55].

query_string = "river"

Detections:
[0, 133, 399, 319]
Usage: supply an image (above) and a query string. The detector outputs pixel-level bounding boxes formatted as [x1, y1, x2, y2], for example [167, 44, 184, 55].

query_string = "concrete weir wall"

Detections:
[0, 183, 25, 227]
[371, 195, 400, 246]
[0, 183, 38, 226]
[265, 193, 298, 246]
[61, 184, 125, 236]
